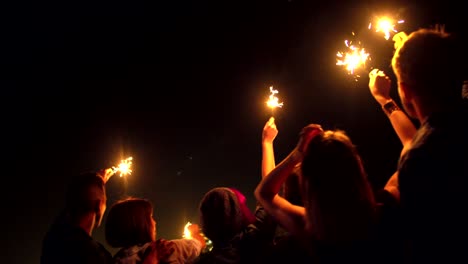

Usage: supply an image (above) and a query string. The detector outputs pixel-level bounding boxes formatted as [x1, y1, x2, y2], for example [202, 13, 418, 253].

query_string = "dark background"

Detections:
[3, 0, 467, 263]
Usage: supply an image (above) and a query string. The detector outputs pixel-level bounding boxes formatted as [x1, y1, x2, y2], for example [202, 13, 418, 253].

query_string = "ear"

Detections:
[398, 81, 413, 101]
[93, 200, 101, 214]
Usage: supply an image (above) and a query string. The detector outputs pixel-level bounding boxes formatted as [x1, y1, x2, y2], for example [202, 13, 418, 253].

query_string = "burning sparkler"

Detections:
[336, 39, 370, 77]
[112, 157, 133, 177]
[266, 86, 283, 116]
[369, 17, 404, 40]
[183, 222, 192, 239]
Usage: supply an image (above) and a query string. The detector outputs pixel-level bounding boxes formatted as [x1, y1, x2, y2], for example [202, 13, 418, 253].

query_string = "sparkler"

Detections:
[112, 157, 133, 177]
[369, 17, 404, 40]
[336, 39, 370, 78]
[183, 222, 192, 239]
[266, 86, 283, 116]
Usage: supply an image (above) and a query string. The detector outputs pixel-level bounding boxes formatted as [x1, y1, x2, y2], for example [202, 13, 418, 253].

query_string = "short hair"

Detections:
[65, 172, 106, 217]
[105, 198, 154, 248]
[301, 130, 376, 239]
[392, 27, 464, 103]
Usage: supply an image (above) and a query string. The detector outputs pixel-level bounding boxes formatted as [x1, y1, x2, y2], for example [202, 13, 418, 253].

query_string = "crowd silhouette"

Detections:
[40, 27, 468, 264]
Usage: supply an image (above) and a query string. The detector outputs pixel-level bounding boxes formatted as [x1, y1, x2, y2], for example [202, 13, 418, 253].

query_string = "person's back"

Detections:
[41, 172, 113, 264]
[398, 105, 468, 262]
[392, 27, 468, 262]
[195, 187, 276, 264]
[41, 212, 112, 264]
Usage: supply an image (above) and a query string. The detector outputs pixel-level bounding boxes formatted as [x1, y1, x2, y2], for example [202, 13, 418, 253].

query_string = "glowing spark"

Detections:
[112, 157, 133, 177]
[336, 40, 370, 75]
[369, 17, 404, 40]
[183, 222, 192, 239]
[266, 86, 283, 109]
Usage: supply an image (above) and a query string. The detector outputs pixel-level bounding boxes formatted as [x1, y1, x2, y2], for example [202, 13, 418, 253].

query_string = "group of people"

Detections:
[41, 27, 468, 263]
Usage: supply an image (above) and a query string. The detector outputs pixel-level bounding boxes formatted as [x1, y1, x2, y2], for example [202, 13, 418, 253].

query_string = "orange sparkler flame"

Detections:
[183, 222, 192, 239]
[112, 157, 133, 177]
[369, 17, 404, 40]
[336, 40, 370, 75]
[266, 86, 283, 109]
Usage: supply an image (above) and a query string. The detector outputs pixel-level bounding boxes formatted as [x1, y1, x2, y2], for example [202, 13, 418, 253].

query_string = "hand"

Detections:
[96, 168, 114, 184]
[368, 68, 392, 106]
[263, 117, 278, 144]
[296, 124, 323, 154]
[187, 224, 207, 249]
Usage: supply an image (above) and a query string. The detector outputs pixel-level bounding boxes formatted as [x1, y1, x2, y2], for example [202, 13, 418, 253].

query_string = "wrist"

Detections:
[382, 99, 401, 116]
[376, 96, 392, 107]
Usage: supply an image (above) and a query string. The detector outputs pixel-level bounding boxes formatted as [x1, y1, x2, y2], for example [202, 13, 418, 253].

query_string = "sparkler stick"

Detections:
[266, 86, 283, 117]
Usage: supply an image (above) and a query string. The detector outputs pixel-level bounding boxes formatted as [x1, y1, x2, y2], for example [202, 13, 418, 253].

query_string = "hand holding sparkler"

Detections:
[263, 117, 278, 145]
[368, 69, 392, 106]
[296, 124, 323, 154]
[392, 31, 408, 51]
[182, 222, 207, 249]
[96, 168, 114, 184]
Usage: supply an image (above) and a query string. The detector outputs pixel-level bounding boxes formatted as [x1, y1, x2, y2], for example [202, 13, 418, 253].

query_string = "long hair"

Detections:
[300, 130, 376, 241]
[105, 197, 154, 248]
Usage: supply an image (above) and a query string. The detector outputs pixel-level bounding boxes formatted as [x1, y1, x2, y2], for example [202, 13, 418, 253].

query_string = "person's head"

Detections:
[300, 130, 376, 240]
[66, 172, 107, 228]
[199, 187, 255, 246]
[105, 197, 156, 248]
[392, 27, 465, 118]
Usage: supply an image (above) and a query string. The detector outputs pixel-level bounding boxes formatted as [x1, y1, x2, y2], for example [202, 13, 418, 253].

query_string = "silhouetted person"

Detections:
[194, 187, 276, 264]
[105, 197, 205, 264]
[261, 117, 312, 263]
[41, 170, 113, 264]
[390, 27, 468, 263]
[256, 125, 380, 263]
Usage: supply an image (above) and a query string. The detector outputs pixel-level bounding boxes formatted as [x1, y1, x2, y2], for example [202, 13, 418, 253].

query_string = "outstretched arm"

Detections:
[255, 124, 322, 236]
[262, 117, 278, 178]
[369, 69, 417, 155]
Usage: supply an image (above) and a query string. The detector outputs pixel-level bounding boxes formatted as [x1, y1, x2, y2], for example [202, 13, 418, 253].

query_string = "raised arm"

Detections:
[255, 124, 322, 236]
[262, 117, 278, 178]
[369, 69, 417, 201]
[369, 69, 417, 155]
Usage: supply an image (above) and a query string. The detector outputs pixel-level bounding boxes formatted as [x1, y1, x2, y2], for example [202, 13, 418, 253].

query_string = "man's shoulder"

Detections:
[41, 222, 112, 264]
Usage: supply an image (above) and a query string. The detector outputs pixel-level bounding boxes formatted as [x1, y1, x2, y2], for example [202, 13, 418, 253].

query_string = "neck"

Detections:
[75, 212, 96, 236]
[413, 97, 462, 124]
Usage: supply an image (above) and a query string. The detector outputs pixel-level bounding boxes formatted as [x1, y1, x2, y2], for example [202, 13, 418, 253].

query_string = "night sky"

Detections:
[4, 1, 467, 263]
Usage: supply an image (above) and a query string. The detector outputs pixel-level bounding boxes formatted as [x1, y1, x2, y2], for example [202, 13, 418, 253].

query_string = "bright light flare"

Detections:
[112, 157, 133, 177]
[183, 222, 192, 239]
[266, 86, 283, 109]
[336, 40, 370, 75]
[369, 17, 404, 40]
